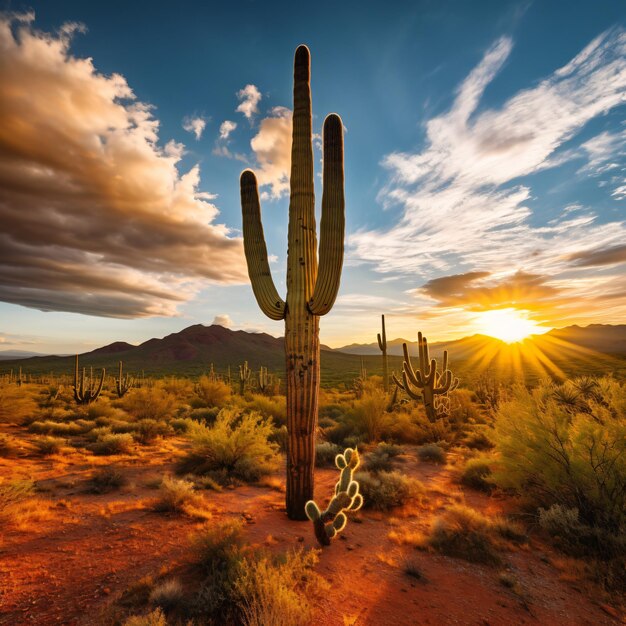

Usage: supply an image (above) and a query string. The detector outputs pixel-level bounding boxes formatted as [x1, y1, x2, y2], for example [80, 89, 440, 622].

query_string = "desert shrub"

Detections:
[538, 504, 625, 559]
[149, 578, 185, 611]
[236, 550, 323, 626]
[194, 377, 231, 408]
[460, 458, 493, 492]
[91, 432, 134, 455]
[269, 424, 288, 453]
[161, 377, 194, 397]
[492, 378, 626, 535]
[0, 384, 38, 424]
[190, 407, 221, 423]
[364, 442, 404, 473]
[107, 419, 137, 434]
[318, 402, 344, 421]
[89, 467, 128, 494]
[428, 505, 523, 565]
[245, 394, 287, 426]
[0, 478, 35, 515]
[122, 386, 177, 421]
[29, 420, 84, 436]
[86, 401, 118, 420]
[417, 443, 447, 464]
[170, 417, 195, 433]
[32, 436, 65, 456]
[324, 419, 358, 447]
[154, 476, 203, 513]
[134, 419, 172, 444]
[315, 441, 340, 466]
[462, 427, 494, 450]
[193, 519, 247, 619]
[350, 390, 390, 441]
[448, 389, 482, 425]
[123, 609, 167, 626]
[0, 433, 20, 457]
[179, 409, 279, 484]
[355, 470, 425, 510]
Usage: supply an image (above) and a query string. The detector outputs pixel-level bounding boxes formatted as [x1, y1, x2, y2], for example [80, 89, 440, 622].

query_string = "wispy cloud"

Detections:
[0, 13, 246, 318]
[236, 84, 261, 120]
[350, 27, 626, 325]
[183, 115, 207, 140]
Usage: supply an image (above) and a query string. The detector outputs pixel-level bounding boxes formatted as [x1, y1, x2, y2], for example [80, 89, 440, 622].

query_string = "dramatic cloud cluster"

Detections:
[350, 27, 626, 326]
[0, 14, 247, 318]
[183, 116, 207, 140]
[250, 106, 293, 199]
[236, 84, 262, 120]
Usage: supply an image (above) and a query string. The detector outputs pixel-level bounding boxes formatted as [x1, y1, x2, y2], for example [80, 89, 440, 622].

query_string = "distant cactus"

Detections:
[392, 332, 458, 421]
[115, 360, 134, 398]
[258, 366, 269, 394]
[377, 315, 389, 392]
[305, 447, 363, 545]
[73, 355, 105, 404]
[16, 366, 22, 387]
[353, 358, 367, 398]
[239, 361, 251, 396]
[240, 45, 345, 519]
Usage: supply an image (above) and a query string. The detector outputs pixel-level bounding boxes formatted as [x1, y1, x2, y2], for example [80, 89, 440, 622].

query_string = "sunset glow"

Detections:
[475, 309, 548, 343]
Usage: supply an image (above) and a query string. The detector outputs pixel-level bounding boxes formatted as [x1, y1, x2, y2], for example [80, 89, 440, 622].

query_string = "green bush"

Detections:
[134, 419, 172, 444]
[121, 386, 176, 421]
[492, 378, 626, 535]
[355, 470, 424, 510]
[179, 409, 279, 484]
[350, 390, 390, 441]
[428, 505, 523, 565]
[194, 377, 231, 408]
[91, 432, 134, 456]
[89, 467, 128, 494]
[417, 443, 447, 464]
[315, 441, 340, 467]
[460, 458, 493, 491]
[364, 443, 404, 473]
[245, 395, 287, 426]
[154, 476, 202, 513]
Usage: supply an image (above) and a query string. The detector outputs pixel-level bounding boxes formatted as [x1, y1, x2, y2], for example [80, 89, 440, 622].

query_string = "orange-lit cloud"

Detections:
[0, 13, 247, 318]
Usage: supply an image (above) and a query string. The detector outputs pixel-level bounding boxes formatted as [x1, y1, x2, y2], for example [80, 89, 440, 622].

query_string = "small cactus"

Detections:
[305, 447, 363, 546]
[258, 366, 269, 394]
[239, 361, 251, 396]
[377, 315, 389, 393]
[393, 332, 458, 421]
[73, 355, 105, 404]
[115, 360, 134, 398]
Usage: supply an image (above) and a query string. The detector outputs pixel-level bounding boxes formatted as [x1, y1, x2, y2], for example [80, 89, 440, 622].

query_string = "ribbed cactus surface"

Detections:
[240, 45, 345, 519]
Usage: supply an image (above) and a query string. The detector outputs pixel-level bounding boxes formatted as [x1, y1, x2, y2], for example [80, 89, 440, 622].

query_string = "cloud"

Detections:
[211, 314, 233, 328]
[250, 106, 293, 199]
[183, 116, 207, 140]
[568, 244, 626, 267]
[0, 14, 246, 318]
[236, 84, 261, 120]
[419, 271, 566, 312]
[219, 120, 237, 140]
[349, 27, 626, 324]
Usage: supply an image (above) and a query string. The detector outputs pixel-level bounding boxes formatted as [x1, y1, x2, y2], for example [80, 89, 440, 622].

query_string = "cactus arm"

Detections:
[401, 370, 423, 401]
[402, 343, 424, 388]
[308, 113, 345, 316]
[240, 170, 286, 321]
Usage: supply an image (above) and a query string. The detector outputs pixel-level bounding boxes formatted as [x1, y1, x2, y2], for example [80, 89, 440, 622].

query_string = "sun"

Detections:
[475, 308, 547, 343]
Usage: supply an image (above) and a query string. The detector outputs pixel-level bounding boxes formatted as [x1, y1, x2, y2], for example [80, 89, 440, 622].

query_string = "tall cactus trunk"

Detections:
[378, 314, 389, 393]
[240, 45, 345, 520]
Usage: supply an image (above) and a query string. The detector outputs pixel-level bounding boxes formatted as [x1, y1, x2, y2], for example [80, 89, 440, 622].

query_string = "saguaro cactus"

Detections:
[115, 361, 133, 398]
[377, 314, 389, 392]
[73, 355, 105, 404]
[392, 332, 459, 421]
[240, 45, 345, 519]
[305, 447, 363, 545]
[239, 361, 251, 396]
[258, 366, 269, 394]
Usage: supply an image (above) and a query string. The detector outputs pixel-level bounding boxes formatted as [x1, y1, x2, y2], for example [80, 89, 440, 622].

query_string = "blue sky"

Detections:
[0, 0, 624, 352]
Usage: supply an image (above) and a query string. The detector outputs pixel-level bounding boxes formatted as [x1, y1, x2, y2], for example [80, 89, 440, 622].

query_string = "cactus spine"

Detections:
[240, 45, 345, 519]
[239, 361, 251, 396]
[73, 355, 105, 404]
[377, 314, 389, 392]
[305, 447, 363, 545]
[392, 332, 459, 421]
[115, 360, 133, 398]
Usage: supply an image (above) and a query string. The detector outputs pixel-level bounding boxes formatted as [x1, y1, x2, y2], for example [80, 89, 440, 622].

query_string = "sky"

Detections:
[0, 0, 625, 353]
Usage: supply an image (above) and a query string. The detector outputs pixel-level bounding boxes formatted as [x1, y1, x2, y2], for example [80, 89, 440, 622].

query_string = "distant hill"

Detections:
[0, 350, 46, 361]
[1, 323, 625, 387]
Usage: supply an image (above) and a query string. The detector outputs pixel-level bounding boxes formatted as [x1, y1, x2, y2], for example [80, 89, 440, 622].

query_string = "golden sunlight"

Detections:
[475, 308, 548, 343]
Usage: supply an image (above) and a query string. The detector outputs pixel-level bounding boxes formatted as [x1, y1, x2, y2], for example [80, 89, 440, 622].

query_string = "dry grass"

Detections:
[153, 475, 209, 518]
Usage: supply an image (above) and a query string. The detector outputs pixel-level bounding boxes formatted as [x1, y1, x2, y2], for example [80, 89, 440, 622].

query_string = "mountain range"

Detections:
[1, 323, 625, 387]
